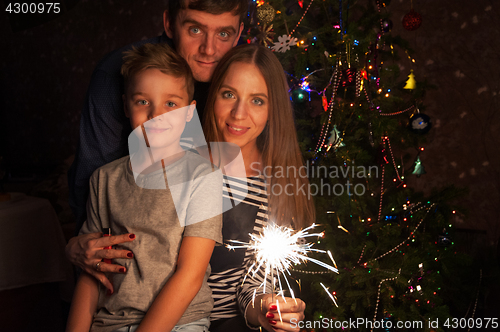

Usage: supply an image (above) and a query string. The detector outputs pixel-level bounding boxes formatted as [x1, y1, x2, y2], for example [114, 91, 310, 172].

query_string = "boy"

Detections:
[66, 43, 222, 332]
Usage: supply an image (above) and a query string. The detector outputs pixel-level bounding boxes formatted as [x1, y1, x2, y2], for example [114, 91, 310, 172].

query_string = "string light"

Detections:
[368, 204, 435, 262]
[372, 270, 400, 332]
[289, 0, 315, 37]
[357, 244, 367, 264]
[315, 63, 340, 153]
[385, 137, 402, 182]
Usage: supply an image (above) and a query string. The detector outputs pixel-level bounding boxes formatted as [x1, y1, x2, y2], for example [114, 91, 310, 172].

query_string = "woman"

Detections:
[202, 44, 315, 332]
[66, 44, 315, 332]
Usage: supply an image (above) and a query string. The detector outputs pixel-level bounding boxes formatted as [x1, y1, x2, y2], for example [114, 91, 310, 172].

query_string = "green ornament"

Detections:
[412, 156, 426, 177]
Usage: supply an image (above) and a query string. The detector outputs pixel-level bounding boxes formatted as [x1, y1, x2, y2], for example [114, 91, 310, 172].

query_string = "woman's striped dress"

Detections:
[208, 175, 272, 325]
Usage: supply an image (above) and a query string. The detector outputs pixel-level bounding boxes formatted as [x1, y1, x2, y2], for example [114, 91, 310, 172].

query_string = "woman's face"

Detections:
[214, 62, 269, 153]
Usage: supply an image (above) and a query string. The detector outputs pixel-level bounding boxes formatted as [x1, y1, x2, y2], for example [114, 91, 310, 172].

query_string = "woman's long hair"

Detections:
[203, 44, 315, 229]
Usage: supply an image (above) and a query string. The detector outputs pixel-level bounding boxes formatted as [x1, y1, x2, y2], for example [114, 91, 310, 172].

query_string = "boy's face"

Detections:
[124, 68, 195, 150]
[164, 9, 243, 83]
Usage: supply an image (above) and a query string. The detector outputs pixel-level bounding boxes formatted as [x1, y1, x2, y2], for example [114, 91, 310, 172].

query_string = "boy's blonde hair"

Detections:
[121, 43, 195, 101]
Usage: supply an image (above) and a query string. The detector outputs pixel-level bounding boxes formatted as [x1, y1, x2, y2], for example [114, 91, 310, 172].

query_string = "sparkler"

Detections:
[227, 223, 339, 305]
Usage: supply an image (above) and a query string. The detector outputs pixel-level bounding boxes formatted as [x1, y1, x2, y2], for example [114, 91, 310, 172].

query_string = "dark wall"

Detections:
[392, 0, 500, 242]
[1, 0, 499, 241]
[1, 0, 166, 172]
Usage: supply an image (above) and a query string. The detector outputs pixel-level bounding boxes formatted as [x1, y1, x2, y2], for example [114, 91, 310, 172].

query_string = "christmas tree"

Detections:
[244, 0, 481, 329]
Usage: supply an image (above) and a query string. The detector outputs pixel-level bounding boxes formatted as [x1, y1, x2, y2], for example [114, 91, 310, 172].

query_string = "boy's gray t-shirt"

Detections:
[80, 151, 223, 332]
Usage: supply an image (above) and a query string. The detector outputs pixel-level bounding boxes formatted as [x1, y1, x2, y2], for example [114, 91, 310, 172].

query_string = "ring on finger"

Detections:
[95, 261, 102, 271]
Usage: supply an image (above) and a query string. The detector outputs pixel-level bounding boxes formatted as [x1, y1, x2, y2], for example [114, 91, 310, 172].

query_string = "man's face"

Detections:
[164, 9, 243, 82]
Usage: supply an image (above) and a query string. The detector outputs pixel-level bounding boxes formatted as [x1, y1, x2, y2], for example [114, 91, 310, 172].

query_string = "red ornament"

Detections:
[402, 9, 422, 31]
[322, 93, 328, 112]
[360, 69, 368, 80]
[340, 68, 357, 87]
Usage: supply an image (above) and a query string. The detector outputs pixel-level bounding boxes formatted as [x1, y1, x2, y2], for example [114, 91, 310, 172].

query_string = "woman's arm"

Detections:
[236, 247, 306, 332]
[66, 272, 100, 332]
[135, 236, 215, 332]
[66, 170, 135, 292]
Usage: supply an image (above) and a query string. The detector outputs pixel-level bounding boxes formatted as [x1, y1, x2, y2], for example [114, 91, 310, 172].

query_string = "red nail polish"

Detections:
[129, 234, 136, 239]
[269, 320, 277, 325]
[269, 304, 277, 310]
[103, 228, 112, 264]
[266, 312, 274, 318]
[107, 289, 113, 296]
[127, 252, 134, 258]
[119, 268, 125, 273]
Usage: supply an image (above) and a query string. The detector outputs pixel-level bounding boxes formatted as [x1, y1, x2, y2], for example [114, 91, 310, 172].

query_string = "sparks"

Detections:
[320, 282, 339, 307]
[227, 223, 339, 302]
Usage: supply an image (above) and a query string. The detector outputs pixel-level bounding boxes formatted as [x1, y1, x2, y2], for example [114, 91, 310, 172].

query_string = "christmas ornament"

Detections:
[409, 113, 431, 134]
[322, 92, 328, 112]
[340, 68, 357, 87]
[411, 156, 426, 177]
[402, 9, 422, 31]
[437, 228, 452, 246]
[403, 70, 416, 89]
[256, 23, 275, 47]
[291, 88, 307, 103]
[271, 34, 297, 53]
[339, 68, 359, 102]
[381, 19, 393, 33]
[327, 125, 345, 151]
[256, 3, 275, 25]
[360, 69, 368, 80]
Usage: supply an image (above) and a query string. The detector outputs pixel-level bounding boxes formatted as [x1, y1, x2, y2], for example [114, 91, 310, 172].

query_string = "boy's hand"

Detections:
[65, 232, 136, 292]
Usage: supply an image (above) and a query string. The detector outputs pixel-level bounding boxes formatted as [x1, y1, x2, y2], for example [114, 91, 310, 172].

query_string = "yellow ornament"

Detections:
[257, 3, 275, 24]
[403, 69, 416, 89]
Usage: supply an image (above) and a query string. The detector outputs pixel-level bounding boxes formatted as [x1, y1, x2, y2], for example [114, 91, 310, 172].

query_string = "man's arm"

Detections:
[136, 236, 215, 332]
[66, 66, 132, 287]
[68, 68, 129, 232]
[66, 272, 99, 332]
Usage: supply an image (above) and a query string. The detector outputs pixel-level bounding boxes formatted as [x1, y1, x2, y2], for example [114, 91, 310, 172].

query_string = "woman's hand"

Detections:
[251, 294, 306, 332]
[65, 232, 136, 292]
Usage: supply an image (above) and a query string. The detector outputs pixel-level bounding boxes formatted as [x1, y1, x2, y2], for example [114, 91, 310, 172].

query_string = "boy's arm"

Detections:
[135, 236, 215, 332]
[66, 272, 100, 332]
